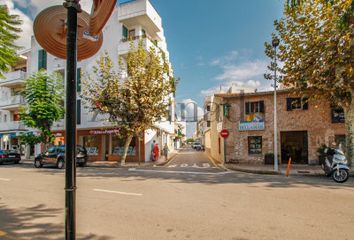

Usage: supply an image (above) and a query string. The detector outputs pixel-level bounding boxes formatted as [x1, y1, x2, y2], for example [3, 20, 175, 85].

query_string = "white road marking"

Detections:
[202, 163, 211, 168]
[168, 164, 177, 168]
[180, 164, 188, 168]
[128, 168, 229, 175]
[0, 178, 10, 181]
[93, 189, 143, 196]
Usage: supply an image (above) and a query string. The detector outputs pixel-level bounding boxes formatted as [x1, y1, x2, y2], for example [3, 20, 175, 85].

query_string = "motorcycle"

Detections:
[322, 147, 350, 183]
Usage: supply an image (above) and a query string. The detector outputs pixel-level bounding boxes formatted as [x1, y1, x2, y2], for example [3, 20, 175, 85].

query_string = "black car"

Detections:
[0, 150, 21, 165]
[34, 145, 88, 169]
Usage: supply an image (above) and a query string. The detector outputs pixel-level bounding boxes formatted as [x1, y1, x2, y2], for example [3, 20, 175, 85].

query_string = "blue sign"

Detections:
[239, 121, 265, 131]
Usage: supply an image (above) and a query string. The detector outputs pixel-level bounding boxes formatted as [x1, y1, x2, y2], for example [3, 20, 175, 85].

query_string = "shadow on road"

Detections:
[2, 161, 354, 190]
[0, 204, 113, 240]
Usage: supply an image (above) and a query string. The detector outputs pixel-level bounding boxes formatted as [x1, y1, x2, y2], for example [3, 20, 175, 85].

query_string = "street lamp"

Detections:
[272, 37, 280, 172]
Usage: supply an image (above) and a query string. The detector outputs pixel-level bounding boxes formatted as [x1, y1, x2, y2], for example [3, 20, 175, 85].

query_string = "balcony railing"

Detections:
[0, 70, 26, 87]
[0, 95, 25, 109]
[118, 35, 157, 55]
[0, 121, 26, 131]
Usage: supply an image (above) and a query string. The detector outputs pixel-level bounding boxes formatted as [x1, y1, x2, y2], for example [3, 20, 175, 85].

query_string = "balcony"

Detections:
[0, 95, 25, 111]
[0, 70, 26, 88]
[0, 121, 26, 132]
[118, 35, 157, 56]
[119, 0, 162, 39]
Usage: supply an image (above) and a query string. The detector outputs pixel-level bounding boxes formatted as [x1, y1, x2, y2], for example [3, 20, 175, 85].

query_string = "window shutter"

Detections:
[77, 68, 81, 92]
[302, 97, 309, 110]
[286, 98, 292, 111]
[122, 25, 128, 39]
[77, 100, 81, 125]
[259, 101, 265, 113]
[245, 102, 250, 114]
[38, 49, 47, 70]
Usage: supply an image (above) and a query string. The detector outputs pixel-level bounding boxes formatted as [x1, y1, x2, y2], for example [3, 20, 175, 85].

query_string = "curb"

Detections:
[154, 152, 178, 167]
[224, 165, 354, 177]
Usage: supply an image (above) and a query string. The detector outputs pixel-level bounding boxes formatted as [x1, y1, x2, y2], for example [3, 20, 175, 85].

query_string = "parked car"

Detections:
[192, 142, 202, 150]
[34, 145, 88, 169]
[0, 150, 21, 165]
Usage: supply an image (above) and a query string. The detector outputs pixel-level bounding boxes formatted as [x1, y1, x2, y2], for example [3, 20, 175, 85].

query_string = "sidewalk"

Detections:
[224, 163, 354, 176]
[20, 152, 178, 168]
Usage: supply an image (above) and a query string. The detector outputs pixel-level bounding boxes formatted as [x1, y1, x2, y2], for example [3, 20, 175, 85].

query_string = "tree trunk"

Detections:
[344, 99, 354, 166]
[120, 133, 134, 166]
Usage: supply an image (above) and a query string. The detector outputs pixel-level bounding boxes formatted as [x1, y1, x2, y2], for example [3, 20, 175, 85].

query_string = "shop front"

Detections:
[52, 128, 145, 162]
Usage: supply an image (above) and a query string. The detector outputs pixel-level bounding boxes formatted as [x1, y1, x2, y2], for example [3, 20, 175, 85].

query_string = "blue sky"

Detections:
[150, 0, 284, 106]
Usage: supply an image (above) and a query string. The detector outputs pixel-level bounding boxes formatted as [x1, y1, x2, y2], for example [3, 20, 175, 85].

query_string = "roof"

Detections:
[214, 89, 293, 99]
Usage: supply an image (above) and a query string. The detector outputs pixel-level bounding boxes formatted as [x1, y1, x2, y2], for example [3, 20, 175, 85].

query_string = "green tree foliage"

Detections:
[0, 5, 22, 78]
[268, 0, 354, 164]
[82, 41, 174, 165]
[20, 71, 65, 147]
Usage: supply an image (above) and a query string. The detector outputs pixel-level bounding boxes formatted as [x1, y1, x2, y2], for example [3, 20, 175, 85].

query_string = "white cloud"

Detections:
[210, 50, 239, 66]
[201, 49, 270, 97]
[215, 60, 267, 82]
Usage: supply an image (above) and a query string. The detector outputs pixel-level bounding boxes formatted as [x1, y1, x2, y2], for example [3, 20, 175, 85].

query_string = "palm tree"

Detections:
[0, 4, 22, 78]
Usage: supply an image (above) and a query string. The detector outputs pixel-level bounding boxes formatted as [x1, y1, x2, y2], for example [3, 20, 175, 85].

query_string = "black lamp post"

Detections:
[63, 1, 80, 239]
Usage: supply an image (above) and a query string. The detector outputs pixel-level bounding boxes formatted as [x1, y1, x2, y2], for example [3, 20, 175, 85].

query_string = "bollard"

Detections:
[286, 157, 292, 177]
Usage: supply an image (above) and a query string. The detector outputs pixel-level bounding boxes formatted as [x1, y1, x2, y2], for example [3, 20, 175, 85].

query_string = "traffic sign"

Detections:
[220, 129, 229, 138]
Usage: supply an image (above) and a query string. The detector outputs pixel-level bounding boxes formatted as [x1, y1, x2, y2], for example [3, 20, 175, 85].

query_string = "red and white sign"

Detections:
[220, 129, 229, 138]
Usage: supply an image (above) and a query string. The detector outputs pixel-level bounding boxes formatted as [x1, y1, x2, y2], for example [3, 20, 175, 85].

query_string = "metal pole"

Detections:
[273, 46, 279, 172]
[138, 134, 141, 166]
[64, 1, 79, 239]
[224, 138, 227, 163]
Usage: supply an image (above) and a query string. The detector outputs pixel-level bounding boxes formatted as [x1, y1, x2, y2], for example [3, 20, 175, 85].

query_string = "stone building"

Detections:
[207, 90, 346, 165]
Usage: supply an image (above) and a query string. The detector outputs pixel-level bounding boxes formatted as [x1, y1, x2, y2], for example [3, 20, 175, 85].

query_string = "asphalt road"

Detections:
[0, 150, 354, 240]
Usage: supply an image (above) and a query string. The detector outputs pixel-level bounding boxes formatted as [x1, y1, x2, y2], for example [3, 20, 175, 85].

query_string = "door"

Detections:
[281, 131, 308, 164]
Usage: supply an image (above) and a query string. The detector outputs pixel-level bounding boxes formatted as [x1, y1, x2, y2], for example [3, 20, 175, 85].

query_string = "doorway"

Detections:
[281, 131, 308, 164]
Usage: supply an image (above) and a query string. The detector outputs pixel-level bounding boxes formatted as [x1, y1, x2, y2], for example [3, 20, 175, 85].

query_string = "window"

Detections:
[38, 49, 47, 70]
[248, 136, 262, 155]
[122, 25, 128, 39]
[77, 68, 81, 92]
[77, 100, 81, 125]
[286, 97, 308, 111]
[331, 107, 345, 123]
[245, 101, 264, 114]
[13, 113, 20, 122]
[206, 105, 211, 112]
[207, 121, 211, 127]
[83, 136, 100, 156]
[4, 114, 7, 122]
[112, 135, 136, 156]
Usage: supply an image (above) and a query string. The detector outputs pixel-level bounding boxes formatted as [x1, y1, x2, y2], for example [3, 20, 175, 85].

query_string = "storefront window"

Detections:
[248, 136, 262, 155]
[112, 135, 136, 156]
[83, 136, 100, 156]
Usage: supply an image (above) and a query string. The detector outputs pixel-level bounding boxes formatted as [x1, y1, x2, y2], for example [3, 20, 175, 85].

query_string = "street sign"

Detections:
[220, 129, 229, 138]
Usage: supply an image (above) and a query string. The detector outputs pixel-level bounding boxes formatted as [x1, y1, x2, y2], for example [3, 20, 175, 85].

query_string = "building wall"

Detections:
[217, 91, 345, 165]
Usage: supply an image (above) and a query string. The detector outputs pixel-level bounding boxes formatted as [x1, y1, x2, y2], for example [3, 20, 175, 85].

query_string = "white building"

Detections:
[0, 0, 176, 162]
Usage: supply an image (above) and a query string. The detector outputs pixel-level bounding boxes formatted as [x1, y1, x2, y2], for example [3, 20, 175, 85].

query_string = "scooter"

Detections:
[322, 147, 350, 183]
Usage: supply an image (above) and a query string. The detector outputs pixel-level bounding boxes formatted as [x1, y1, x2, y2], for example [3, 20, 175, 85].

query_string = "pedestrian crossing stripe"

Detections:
[167, 163, 215, 168]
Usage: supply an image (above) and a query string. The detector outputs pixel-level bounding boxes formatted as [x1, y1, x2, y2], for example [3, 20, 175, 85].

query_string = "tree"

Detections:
[0, 4, 22, 78]
[269, 0, 353, 164]
[20, 71, 65, 148]
[82, 41, 174, 165]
